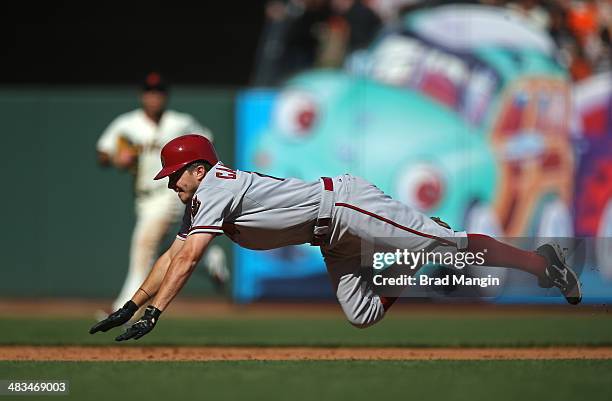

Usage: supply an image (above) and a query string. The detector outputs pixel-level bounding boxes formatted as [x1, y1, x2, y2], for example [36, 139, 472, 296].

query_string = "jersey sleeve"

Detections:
[96, 114, 128, 155]
[176, 204, 192, 241]
[188, 187, 234, 236]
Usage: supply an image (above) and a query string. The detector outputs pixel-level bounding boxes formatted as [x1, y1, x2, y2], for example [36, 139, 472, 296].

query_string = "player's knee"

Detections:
[344, 297, 386, 329]
[348, 316, 382, 329]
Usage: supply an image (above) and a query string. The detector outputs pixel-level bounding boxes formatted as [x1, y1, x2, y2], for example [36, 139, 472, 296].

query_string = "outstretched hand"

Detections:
[89, 300, 139, 334]
[115, 305, 162, 341]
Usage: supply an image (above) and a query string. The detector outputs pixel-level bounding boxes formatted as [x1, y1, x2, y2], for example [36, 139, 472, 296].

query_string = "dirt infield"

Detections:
[3, 346, 612, 361]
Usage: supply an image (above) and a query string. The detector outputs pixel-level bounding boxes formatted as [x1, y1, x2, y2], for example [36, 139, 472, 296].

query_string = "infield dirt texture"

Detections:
[1, 299, 611, 400]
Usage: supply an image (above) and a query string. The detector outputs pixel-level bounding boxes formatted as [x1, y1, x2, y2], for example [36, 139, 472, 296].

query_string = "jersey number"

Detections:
[216, 166, 237, 180]
[216, 167, 284, 181]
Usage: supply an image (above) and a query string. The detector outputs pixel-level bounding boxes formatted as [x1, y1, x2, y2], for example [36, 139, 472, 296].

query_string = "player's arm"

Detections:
[114, 233, 215, 341]
[130, 238, 185, 306]
[89, 238, 185, 335]
[149, 233, 214, 311]
[96, 116, 137, 169]
[130, 205, 193, 306]
[98, 146, 136, 170]
[148, 196, 218, 312]
[97, 150, 112, 166]
[112, 136, 139, 169]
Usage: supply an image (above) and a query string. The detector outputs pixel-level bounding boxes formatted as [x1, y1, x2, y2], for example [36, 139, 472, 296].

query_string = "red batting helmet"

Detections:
[153, 134, 219, 180]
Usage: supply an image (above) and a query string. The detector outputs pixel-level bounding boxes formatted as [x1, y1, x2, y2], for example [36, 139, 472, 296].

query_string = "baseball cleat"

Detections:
[536, 243, 582, 305]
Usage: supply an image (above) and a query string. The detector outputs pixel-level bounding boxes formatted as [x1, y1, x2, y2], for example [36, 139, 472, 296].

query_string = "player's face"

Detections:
[141, 90, 167, 116]
[168, 167, 204, 204]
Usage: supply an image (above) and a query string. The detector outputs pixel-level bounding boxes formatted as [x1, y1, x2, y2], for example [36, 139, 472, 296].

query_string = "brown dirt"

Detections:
[3, 346, 612, 361]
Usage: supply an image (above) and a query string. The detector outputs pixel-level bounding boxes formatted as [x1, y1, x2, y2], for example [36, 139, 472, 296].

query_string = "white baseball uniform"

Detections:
[178, 163, 467, 327]
[97, 109, 224, 311]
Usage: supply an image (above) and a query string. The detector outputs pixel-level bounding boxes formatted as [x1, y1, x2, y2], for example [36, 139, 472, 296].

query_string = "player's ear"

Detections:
[197, 165, 207, 179]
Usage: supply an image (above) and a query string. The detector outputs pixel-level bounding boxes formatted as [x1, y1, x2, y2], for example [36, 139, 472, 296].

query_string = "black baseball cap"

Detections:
[142, 72, 168, 93]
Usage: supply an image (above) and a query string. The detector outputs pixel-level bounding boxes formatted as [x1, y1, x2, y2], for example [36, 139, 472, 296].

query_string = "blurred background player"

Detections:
[96, 72, 229, 314]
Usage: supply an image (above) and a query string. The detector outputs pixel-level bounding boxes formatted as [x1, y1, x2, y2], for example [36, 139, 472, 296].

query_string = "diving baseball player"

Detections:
[96, 73, 228, 315]
[90, 135, 582, 340]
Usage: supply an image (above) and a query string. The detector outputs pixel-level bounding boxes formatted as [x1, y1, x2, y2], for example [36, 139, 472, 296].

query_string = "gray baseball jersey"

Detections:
[176, 164, 467, 328]
[177, 164, 466, 251]
[177, 163, 321, 249]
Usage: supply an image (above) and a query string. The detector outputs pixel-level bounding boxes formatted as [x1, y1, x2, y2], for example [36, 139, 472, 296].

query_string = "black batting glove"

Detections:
[89, 300, 139, 334]
[115, 305, 162, 341]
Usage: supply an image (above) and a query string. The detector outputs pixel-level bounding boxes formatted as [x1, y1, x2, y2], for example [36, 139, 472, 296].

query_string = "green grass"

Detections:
[3, 315, 611, 400]
[1, 315, 612, 347]
[1, 360, 611, 401]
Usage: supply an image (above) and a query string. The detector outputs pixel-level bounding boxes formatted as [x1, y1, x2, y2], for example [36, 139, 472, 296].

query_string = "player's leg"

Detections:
[332, 176, 581, 305]
[112, 214, 174, 311]
[322, 239, 390, 329]
[325, 261, 387, 329]
[465, 234, 581, 304]
[202, 244, 230, 287]
[465, 234, 546, 277]
[328, 176, 461, 313]
[112, 206, 176, 311]
[332, 176, 469, 253]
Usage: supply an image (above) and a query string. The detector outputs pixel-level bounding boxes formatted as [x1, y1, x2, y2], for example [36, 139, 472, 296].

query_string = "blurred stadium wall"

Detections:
[0, 87, 235, 297]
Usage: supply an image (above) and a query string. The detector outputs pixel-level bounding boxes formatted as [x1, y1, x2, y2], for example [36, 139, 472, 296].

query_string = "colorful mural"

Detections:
[234, 5, 611, 302]
[572, 72, 612, 280]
